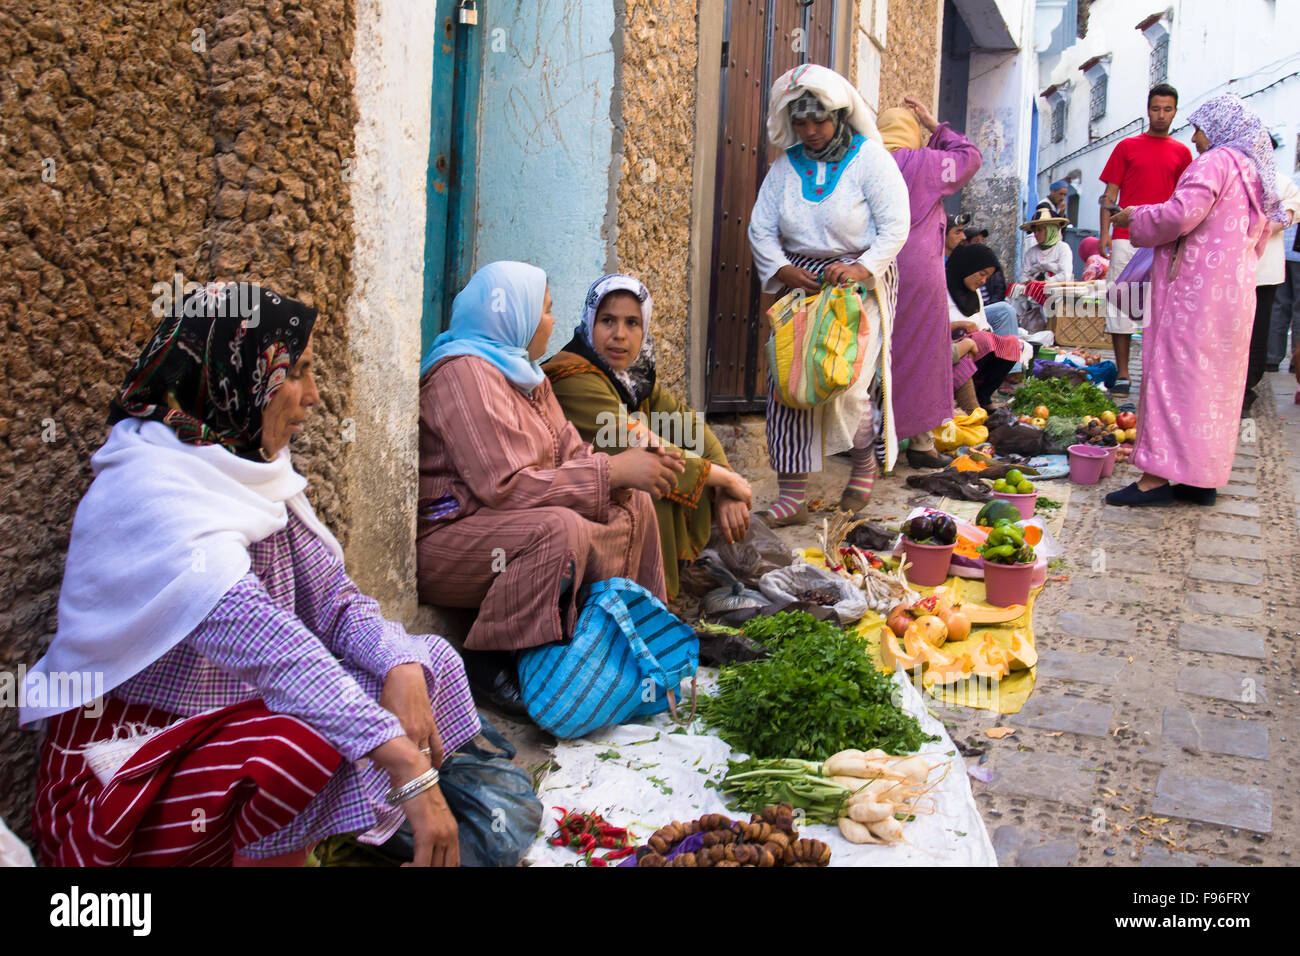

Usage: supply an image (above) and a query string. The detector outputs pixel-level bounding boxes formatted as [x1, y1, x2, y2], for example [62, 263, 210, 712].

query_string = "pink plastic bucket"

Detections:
[902, 540, 955, 587]
[1099, 444, 1118, 478]
[1068, 444, 1109, 485]
[993, 490, 1038, 519]
[983, 560, 1036, 607]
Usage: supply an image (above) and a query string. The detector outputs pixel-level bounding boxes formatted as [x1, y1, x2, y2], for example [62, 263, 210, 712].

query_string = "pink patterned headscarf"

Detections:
[1186, 94, 1286, 223]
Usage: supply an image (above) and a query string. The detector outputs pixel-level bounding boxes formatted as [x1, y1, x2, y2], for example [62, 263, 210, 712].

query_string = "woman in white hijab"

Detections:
[748, 64, 911, 524]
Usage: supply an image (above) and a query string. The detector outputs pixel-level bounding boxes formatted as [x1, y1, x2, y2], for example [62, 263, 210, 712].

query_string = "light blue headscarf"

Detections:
[419, 261, 548, 391]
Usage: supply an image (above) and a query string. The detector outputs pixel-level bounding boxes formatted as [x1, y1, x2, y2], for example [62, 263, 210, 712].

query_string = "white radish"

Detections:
[847, 801, 895, 824]
[867, 815, 906, 843]
[837, 816, 882, 844]
[847, 777, 903, 804]
[889, 756, 933, 786]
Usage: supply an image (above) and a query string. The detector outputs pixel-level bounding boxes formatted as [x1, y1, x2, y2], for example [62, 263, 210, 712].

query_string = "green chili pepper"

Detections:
[983, 544, 1016, 560]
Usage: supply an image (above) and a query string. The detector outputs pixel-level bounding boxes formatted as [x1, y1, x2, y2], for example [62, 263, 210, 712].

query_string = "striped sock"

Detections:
[845, 449, 876, 500]
[768, 474, 808, 519]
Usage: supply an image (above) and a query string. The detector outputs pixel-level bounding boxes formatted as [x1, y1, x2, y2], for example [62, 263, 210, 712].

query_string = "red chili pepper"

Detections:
[605, 846, 637, 860]
[578, 834, 597, 853]
[589, 856, 608, 867]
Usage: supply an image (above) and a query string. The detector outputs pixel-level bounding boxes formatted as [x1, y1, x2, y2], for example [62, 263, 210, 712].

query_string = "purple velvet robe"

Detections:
[888, 123, 982, 438]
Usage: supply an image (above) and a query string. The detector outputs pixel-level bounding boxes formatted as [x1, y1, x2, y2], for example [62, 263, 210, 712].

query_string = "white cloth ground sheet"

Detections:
[525, 669, 996, 867]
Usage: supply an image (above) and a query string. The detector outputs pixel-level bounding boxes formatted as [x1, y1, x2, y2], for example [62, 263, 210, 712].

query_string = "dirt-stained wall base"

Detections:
[613, 0, 699, 397]
[0, 0, 357, 844]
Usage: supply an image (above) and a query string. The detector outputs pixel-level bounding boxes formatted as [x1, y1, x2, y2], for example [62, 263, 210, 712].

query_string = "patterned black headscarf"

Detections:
[789, 92, 853, 163]
[109, 283, 318, 461]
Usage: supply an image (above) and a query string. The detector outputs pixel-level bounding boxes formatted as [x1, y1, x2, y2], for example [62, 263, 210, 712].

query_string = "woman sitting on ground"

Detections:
[947, 244, 1025, 409]
[416, 262, 680, 713]
[24, 284, 477, 867]
[544, 274, 753, 599]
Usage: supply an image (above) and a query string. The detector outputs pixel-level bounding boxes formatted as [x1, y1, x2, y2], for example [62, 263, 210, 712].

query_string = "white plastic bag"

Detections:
[757, 562, 871, 624]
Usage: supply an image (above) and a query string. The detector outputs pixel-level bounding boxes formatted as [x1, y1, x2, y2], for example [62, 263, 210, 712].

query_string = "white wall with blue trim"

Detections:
[472, 0, 619, 358]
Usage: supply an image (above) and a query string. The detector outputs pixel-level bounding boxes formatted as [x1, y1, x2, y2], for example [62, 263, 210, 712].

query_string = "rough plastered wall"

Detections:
[614, 0, 699, 396]
[0, 0, 357, 842]
[877, 0, 943, 112]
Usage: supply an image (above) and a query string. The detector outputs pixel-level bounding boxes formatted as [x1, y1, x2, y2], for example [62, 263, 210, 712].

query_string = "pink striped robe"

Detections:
[417, 355, 666, 652]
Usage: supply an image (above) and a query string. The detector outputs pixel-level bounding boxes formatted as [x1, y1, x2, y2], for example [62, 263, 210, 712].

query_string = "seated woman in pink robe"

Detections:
[416, 262, 682, 713]
[1105, 94, 1282, 507]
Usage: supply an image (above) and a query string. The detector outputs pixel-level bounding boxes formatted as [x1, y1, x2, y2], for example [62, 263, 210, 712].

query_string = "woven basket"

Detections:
[1047, 281, 1110, 350]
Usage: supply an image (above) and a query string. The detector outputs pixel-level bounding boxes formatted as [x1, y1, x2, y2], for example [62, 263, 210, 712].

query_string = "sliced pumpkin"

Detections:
[1021, 525, 1043, 546]
[966, 604, 1027, 624]
[1004, 630, 1038, 670]
[909, 616, 947, 648]
[880, 627, 926, 671]
[925, 654, 974, 686]
[970, 634, 1011, 680]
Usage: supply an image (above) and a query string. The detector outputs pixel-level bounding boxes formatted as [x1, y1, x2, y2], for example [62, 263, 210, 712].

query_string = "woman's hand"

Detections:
[954, 337, 979, 360]
[823, 262, 874, 285]
[715, 495, 751, 545]
[714, 467, 753, 508]
[381, 662, 444, 767]
[775, 265, 822, 293]
[608, 447, 685, 498]
[951, 320, 980, 336]
[369, 737, 459, 867]
[903, 95, 938, 133]
[1110, 206, 1134, 230]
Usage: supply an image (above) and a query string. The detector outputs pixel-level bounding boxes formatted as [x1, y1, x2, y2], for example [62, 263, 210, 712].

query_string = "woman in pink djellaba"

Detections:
[1106, 94, 1285, 507]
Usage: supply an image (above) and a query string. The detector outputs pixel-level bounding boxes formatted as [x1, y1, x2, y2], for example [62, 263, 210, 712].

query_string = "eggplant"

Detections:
[906, 515, 935, 541]
[932, 515, 957, 545]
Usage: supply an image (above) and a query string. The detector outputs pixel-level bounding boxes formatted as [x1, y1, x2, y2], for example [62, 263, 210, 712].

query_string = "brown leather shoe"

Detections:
[754, 504, 809, 528]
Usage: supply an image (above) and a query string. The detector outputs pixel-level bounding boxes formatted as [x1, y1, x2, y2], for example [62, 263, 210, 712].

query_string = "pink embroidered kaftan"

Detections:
[1127, 147, 1271, 487]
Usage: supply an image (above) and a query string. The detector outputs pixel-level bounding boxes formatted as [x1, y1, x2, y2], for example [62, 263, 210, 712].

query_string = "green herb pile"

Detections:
[1043, 414, 1079, 446]
[1009, 377, 1117, 419]
[698, 612, 935, 760]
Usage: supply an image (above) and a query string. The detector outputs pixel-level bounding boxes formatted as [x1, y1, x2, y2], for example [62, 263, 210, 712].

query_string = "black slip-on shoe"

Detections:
[1111, 379, 1131, 395]
[463, 651, 531, 720]
[1105, 481, 1174, 507]
[906, 447, 953, 470]
[1171, 484, 1217, 506]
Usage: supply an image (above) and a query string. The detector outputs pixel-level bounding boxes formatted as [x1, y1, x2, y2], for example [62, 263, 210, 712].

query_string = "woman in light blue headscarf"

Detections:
[416, 262, 682, 717]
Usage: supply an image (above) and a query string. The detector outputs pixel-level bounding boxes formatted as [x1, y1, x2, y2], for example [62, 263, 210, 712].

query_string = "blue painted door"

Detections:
[422, 1, 483, 353]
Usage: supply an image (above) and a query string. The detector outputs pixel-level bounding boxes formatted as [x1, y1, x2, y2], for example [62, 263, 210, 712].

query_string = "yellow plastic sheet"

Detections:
[803, 548, 1040, 714]
[852, 578, 1040, 715]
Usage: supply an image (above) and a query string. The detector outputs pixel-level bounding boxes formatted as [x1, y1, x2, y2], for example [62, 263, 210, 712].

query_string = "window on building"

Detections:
[1051, 101, 1066, 143]
[1089, 75, 1107, 120]
[1149, 34, 1169, 86]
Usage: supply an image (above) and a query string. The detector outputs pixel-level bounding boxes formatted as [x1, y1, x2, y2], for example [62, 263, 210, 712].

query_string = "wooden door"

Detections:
[706, 0, 837, 412]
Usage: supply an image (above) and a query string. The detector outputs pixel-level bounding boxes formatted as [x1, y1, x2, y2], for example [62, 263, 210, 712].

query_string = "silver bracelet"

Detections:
[385, 767, 440, 806]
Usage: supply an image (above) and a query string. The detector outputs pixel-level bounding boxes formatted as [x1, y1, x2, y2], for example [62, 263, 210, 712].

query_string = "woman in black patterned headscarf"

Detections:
[110, 282, 317, 460]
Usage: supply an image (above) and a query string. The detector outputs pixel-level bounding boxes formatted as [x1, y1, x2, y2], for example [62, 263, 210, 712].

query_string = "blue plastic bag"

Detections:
[517, 578, 699, 739]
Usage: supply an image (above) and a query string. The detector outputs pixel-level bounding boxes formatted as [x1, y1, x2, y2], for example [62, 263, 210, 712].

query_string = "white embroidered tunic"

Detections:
[749, 135, 911, 293]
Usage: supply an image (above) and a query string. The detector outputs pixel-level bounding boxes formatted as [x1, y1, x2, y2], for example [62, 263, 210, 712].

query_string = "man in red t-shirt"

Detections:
[1098, 83, 1193, 393]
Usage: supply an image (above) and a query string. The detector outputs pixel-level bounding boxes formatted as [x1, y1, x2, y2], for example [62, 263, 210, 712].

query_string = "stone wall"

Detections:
[0, 0, 357, 842]
[613, 0, 699, 397]
[877, 0, 943, 112]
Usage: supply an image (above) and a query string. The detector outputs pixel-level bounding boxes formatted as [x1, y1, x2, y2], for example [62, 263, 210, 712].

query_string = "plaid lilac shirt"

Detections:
[112, 511, 480, 856]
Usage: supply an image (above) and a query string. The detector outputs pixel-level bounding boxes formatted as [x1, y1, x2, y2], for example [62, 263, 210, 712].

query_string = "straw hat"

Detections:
[1020, 206, 1070, 232]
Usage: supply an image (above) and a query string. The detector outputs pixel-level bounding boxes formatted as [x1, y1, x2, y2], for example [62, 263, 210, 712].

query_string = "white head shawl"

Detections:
[767, 64, 883, 150]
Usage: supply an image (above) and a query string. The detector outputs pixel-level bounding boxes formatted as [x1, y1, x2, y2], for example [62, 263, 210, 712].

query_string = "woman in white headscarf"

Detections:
[748, 64, 910, 524]
[416, 262, 681, 713]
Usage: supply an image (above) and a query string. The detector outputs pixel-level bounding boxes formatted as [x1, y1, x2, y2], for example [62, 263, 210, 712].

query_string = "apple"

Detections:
[1116, 411, 1137, 430]
[1100, 410, 1117, 426]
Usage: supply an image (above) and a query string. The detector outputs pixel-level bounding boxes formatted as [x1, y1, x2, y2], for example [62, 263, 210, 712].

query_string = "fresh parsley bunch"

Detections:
[699, 612, 935, 760]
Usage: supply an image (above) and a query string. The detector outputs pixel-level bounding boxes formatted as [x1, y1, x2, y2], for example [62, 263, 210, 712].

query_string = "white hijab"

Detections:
[19, 418, 343, 725]
[766, 64, 883, 150]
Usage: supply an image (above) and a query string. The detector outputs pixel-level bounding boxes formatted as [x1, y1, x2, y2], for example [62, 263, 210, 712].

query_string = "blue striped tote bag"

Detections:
[516, 578, 699, 740]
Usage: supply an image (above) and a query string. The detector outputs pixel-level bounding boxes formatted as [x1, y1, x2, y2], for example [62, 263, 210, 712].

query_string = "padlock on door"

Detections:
[458, 0, 478, 25]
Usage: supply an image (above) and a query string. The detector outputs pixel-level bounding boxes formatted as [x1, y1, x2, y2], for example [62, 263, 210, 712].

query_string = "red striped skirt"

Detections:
[34, 697, 341, 867]
[968, 330, 1024, 364]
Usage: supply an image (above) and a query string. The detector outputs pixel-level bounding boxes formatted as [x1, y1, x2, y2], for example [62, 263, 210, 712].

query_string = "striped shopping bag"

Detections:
[517, 578, 699, 739]
[766, 281, 869, 408]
